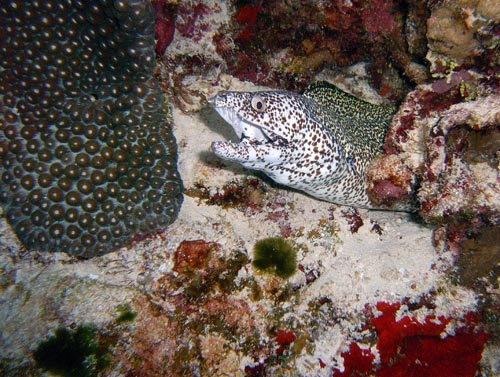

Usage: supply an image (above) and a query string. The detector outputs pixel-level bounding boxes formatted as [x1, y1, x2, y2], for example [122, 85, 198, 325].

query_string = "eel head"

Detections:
[209, 90, 336, 186]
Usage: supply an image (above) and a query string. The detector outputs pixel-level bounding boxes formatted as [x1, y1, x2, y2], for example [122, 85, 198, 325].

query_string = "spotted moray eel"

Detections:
[209, 81, 400, 209]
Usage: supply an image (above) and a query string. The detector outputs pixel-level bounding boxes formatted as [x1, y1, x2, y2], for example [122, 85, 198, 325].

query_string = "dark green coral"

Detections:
[0, 0, 182, 257]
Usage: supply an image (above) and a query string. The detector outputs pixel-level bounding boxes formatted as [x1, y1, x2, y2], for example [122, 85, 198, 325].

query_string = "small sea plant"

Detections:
[33, 324, 110, 377]
[116, 303, 137, 324]
[252, 237, 297, 278]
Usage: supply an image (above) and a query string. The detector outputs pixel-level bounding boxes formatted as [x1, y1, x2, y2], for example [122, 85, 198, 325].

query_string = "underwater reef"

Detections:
[367, 0, 500, 284]
[154, 0, 431, 109]
[0, 0, 183, 257]
[1, 0, 500, 376]
[157, 0, 499, 234]
[152, 0, 499, 374]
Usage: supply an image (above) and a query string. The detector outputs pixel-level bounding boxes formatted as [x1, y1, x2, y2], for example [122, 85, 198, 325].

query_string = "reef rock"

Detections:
[368, 81, 499, 221]
[418, 93, 500, 222]
[426, 0, 500, 73]
[369, 0, 500, 228]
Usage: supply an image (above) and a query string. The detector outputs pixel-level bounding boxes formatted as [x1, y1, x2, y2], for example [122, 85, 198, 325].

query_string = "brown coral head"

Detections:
[0, 0, 183, 257]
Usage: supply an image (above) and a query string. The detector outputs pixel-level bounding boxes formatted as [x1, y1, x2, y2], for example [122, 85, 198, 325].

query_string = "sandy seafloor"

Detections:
[0, 76, 498, 375]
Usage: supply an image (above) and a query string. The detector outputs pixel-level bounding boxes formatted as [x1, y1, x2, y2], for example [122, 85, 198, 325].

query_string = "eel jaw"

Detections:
[210, 105, 288, 163]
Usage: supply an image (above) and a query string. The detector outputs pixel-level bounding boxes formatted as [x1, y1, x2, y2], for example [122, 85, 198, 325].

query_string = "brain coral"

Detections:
[0, 0, 183, 257]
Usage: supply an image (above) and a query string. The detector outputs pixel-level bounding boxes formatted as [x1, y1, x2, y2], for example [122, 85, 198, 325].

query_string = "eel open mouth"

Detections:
[210, 104, 287, 147]
[238, 119, 288, 146]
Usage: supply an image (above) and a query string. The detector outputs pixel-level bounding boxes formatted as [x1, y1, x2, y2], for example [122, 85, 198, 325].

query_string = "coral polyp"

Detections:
[0, 0, 183, 257]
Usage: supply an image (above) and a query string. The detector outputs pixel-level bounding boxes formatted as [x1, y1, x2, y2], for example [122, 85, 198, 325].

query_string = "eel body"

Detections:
[209, 82, 397, 209]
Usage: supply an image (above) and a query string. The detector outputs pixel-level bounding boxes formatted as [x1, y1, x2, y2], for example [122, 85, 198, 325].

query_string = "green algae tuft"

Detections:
[252, 237, 297, 278]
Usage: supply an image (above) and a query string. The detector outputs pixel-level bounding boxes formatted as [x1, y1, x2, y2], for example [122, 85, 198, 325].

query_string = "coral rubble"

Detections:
[0, 0, 183, 257]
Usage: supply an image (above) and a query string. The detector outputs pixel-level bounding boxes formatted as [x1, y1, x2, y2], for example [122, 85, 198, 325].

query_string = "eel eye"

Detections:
[251, 96, 266, 113]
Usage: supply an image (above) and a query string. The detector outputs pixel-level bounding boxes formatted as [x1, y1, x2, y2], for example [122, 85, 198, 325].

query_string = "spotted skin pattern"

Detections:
[209, 81, 396, 209]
